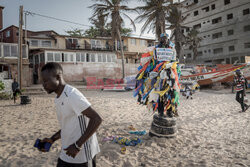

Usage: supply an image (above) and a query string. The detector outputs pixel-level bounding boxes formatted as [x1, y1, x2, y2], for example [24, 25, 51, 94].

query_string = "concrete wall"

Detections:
[60, 62, 139, 82]
[126, 38, 148, 53]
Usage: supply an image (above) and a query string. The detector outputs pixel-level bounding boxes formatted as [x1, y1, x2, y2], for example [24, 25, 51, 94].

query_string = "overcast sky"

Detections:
[0, 0, 180, 39]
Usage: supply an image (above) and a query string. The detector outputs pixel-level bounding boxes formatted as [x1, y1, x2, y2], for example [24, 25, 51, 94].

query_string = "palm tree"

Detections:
[135, 0, 175, 41]
[89, 10, 109, 37]
[89, 0, 136, 79]
[166, 5, 188, 63]
[186, 28, 202, 60]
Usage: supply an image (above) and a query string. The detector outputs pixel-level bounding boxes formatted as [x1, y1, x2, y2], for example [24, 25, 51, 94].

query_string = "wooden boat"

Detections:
[180, 64, 247, 86]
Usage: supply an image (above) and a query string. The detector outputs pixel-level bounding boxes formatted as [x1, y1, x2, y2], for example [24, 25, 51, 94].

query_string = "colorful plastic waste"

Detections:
[129, 130, 147, 136]
[113, 137, 142, 146]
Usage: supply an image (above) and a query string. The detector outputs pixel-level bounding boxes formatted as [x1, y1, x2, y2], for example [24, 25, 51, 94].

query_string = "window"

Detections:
[182, 29, 184, 33]
[244, 25, 250, 32]
[194, 0, 198, 3]
[212, 32, 222, 39]
[107, 54, 111, 62]
[91, 40, 102, 48]
[22, 45, 27, 58]
[6, 30, 10, 38]
[203, 36, 206, 38]
[98, 54, 102, 62]
[229, 46, 235, 51]
[30, 40, 39, 47]
[213, 48, 223, 54]
[228, 29, 234, 35]
[193, 23, 201, 29]
[63, 53, 68, 62]
[40, 53, 45, 63]
[140, 40, 146, 46]
[186, 27, 190, 32]
[76, 53, 81, 62]
[68, 38, 78, 45]
[211, 4, 215, 10]
[70, 54, 74, 62]
[243, 9, 250, 15]
[90, 53, 95, 62]
[224, 0, 230, 5]
[112, 54, 116, 62]
[54, 53, 61, 62]
[187, 53, 192, 58]
[245, 43, 250, 48]
[47, 53, 53, 62]
[11, 45, 18, 57]
[3, 45, 10, 57]
[202, 6, 209, 12]
[198, 51, 203, 56]
[42, 41, 52, 47]
[80, 53, 85, 62]
[130, 39, 136, 45]
[102, 54, 106, 62]
[212, 17, 222, 24]
[16, 32, 19, 36]
[194, 10, 199, 16]
[227, 13, 233, 20]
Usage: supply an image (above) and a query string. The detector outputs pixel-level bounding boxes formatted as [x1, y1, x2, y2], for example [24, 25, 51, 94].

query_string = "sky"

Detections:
[0, 0, 178, 39]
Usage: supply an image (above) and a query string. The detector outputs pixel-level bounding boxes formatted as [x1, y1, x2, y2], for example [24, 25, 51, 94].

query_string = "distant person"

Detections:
[39, 62, 102, 167]
[12, 78, 22, 103]
[234, 70, 249, 112]
[184, 84, 193, 99]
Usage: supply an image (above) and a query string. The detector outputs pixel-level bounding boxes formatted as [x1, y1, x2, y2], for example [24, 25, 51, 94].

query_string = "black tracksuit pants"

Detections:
[236, 90, 247, 111]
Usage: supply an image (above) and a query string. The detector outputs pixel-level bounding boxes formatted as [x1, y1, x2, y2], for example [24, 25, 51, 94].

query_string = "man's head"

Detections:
[236, 69, 241, 77]
[41, 62, 63, 94]
[160, 33, 169, 43]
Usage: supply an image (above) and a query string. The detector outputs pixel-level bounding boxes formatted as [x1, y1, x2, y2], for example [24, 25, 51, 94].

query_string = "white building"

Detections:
[181, 0, 250, 64]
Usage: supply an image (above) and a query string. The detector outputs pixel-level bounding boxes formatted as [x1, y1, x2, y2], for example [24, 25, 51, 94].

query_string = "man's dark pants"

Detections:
[236, 90, 247, 111]
[57, 156, 96, 167]
[13, 89, 22, 103]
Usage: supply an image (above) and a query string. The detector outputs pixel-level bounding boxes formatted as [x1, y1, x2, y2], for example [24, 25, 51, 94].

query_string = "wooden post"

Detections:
[18, 6, 23, 89]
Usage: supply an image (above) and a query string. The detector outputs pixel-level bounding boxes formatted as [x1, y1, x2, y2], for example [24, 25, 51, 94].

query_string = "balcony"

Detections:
[66, 41, 127, 52]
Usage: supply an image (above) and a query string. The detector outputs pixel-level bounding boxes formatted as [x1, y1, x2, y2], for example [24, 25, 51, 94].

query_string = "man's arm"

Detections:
[50, 130, 61, 143]
[64, 106, 102, 158]
[39, 130, 61, 152]
[76, 107, 102, 147]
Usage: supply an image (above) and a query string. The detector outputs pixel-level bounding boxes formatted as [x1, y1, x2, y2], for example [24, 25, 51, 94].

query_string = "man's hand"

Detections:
[38, 138, 54, 152]
[64, 144, 80, 158]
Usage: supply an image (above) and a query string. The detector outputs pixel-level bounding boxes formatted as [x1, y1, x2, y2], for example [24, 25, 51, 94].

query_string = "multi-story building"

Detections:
[181, 0, 250, 64]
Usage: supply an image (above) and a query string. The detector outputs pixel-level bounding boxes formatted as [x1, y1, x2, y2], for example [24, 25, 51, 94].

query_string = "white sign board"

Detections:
[155, 48, 176, 61]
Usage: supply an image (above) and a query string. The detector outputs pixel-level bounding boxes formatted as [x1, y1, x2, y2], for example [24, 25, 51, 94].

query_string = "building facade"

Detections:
[181, 0, 250, 64]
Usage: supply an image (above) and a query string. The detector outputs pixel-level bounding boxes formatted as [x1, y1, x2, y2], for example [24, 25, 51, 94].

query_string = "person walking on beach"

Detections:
[39, 62, 102, 167]
[234, 70, 249, 112]
[12, 78, 22, 103]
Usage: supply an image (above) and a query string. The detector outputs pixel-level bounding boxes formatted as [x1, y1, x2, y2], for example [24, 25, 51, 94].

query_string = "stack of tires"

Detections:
[20, 95, 31, 105]
[149, 113, 176, 138]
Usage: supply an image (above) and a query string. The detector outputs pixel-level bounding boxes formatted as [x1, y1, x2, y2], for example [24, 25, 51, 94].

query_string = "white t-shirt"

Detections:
[54, 84, 100, 163]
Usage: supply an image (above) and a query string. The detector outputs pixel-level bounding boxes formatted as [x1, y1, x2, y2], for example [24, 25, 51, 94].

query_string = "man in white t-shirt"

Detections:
[39, 62, 102, 167]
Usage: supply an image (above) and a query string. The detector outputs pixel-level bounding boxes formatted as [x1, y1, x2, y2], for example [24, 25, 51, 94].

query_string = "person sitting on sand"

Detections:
[39, 62, 102, 167]
[12, 78, 22, 103]
[234, 70, 249, 112]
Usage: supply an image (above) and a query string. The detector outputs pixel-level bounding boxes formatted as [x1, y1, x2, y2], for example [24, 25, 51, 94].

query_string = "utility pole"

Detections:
[18, 6, 23, 89]
[25, 11, 27, 45]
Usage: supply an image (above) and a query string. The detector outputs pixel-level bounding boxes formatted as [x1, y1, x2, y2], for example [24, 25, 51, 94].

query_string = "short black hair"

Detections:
[41, 62, 63, 74]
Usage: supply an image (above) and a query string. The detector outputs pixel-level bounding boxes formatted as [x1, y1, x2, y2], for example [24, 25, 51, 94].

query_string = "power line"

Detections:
[23, 10, 156, 39]
[24, 10, 91, 27]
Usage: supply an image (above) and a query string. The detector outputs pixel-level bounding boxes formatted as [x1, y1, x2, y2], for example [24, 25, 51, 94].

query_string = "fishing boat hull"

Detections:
[181, 64, 246, 86]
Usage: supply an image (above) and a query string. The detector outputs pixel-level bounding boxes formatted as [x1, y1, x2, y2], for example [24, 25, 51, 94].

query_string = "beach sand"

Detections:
[0, 90, 250, 167]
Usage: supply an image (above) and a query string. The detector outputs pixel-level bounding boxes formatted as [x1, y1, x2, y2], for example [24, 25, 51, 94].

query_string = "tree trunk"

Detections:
[117, 28, 125, 79]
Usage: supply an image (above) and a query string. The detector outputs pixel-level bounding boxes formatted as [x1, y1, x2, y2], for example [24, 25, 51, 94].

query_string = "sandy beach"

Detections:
[0, 89, 250, 167]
